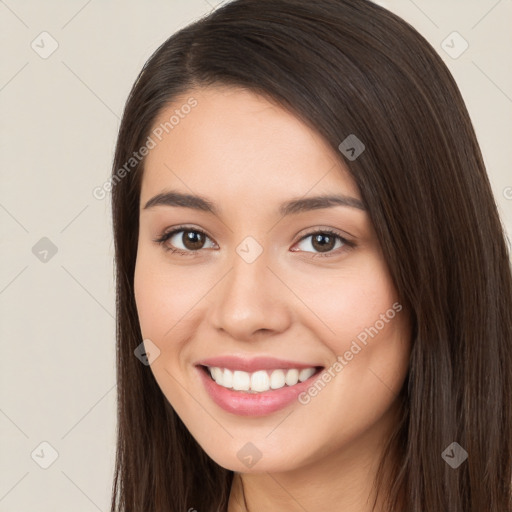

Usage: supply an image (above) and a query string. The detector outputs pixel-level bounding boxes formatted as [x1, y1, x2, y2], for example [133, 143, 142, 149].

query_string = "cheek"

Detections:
[134, 249, 203, 340]
[290, 254, 411, 411]
[291, 260, 409, 449]
[133, 249, 199, 405]
[290, 255, 402, 353]
[133, 260, 170, 340]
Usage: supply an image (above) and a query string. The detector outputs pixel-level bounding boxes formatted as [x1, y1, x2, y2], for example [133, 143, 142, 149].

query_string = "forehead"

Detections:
[140, 86, 360, 204]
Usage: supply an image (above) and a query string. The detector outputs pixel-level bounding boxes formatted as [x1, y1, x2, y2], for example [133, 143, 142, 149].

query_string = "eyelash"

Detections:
[153, 225, 355, 258]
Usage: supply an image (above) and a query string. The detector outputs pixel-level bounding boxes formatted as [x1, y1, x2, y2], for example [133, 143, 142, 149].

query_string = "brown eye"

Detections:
[155, 227, 217, 254]
[310, 233, 337, 252]
[181, 230, 206, 250]
[292, 229, 352, 258]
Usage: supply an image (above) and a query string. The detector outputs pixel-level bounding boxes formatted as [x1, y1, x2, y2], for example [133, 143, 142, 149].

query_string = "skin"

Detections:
[134, 86, 411, 511]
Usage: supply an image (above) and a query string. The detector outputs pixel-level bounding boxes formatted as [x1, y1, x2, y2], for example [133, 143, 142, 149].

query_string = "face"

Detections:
[134, 86, 411, 474]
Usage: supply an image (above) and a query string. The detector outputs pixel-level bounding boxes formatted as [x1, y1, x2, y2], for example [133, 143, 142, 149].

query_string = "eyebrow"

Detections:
[143, 190, 366, 215]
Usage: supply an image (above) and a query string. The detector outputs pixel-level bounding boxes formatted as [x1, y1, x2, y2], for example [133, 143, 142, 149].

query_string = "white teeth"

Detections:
[223, 369, 233, 388]
[270, 369, 286, 389]
[251, 370, 270, 392]
[285, 369, 299, 386]
[232, 370, 250, 391]
[210, 367, 223, 383]
[299, 367, 316, 382]
[207, 366, 318, 393]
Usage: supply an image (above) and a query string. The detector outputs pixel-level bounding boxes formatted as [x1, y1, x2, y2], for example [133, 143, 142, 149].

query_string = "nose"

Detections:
[208, 247, 293, 342]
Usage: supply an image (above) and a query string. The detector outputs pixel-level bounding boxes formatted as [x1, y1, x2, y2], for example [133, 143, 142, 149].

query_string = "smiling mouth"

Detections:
[199, 365, 324, 394]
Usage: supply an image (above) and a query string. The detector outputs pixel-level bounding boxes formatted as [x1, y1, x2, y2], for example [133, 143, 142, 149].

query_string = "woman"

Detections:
[110, 0, 512, 510]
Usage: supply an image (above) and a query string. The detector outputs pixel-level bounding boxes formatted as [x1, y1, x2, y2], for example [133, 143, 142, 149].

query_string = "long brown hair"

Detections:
[110, 0, 512, 510]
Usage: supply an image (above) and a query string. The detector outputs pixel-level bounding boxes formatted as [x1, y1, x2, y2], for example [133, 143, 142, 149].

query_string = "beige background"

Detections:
[0, 0, 511, 510]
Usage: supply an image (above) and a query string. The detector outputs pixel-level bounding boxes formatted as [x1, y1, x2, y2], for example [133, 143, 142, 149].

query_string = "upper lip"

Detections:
[195, 355, 323, 373]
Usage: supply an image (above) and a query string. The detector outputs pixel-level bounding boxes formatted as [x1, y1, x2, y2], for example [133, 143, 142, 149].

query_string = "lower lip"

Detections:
[196, 366, 322, 417]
